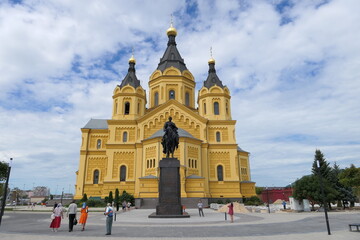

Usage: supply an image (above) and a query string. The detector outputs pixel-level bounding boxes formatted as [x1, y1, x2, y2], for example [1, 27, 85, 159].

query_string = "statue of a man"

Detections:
[161, 117, 179, 158]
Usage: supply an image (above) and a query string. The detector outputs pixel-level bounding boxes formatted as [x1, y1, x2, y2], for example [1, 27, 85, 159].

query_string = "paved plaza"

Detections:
[0, 207, 359, 239]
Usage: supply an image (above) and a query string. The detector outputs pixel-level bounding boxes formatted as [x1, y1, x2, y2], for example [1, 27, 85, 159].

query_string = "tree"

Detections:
[311, 150, 338, 209]
[292, 175, 321, 210]
[81, 193, 88, 202]
[339, 164, 360, 204]
[114, 188, 120, 210]
[108, 191, 114, 203]
[0, 161, 8, 182]
[339, 164, 360, 187]
[255, 187, 264, 195]
[119, 190, 135, 205]
[330, 162, 356, 208]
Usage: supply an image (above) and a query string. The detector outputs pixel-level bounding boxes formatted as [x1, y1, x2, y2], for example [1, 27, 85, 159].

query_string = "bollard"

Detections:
[225, 212, 227, 220]
[114, 212, 116, 221]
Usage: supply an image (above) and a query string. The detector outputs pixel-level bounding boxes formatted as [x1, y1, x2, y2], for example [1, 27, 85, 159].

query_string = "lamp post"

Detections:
[0, 158, 13, 226]
[316, 160, 331, 235]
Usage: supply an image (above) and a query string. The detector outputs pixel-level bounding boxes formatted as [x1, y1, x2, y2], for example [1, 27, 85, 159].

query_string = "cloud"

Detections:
[1, 0, 359, 192]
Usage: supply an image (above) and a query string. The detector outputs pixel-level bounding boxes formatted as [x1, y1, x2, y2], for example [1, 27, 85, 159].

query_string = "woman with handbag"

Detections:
[50, 203, 64, 232]
[79, 202, 89, 231]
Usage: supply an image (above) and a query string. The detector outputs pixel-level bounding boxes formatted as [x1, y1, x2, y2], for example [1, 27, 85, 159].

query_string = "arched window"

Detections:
[153, 159, 156, 168]
[195, 160, 197, 168]
[97, 139, 101, 149]
[124, 102, 130, 115]
[147, 160, 149, 168]
[185, 92, 190, 106]
[188, 159, 191, 168]
[154, 92, 159, 106]
[169, 90, 175, 100]
[217, 165, 224, 181]
[192, 159, 194, 168]
[216, 131, 221, 142]
[123, 132, 128, 142]
[93, 170, 99, 184]
[203, 102, 206, 114]
[137, 102, 140, 114]
[214, 102, 219, 115]
[226, 102, 229, 115]
[120, 165, 126, 181]
[115, 100, 118, 114]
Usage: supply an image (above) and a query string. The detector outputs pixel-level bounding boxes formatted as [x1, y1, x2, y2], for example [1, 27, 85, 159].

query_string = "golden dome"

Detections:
[129, 55, 136, 64]
[166, 24, 177, 36]
[208, 57, 215, 64]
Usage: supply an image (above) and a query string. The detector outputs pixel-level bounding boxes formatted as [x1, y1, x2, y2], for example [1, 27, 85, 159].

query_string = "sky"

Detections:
[0, 0, 359, 195]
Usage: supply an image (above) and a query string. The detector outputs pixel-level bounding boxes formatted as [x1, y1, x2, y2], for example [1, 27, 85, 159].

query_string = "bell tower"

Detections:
[148, 23, 195, 109]
[112, 54, 146, 120]
[198, 52, 232, 120]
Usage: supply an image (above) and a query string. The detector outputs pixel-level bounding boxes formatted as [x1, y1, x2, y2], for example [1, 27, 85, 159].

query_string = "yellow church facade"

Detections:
[74, 25, 256, 203]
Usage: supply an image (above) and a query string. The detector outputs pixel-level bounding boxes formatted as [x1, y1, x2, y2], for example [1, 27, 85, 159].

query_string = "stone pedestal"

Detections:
[148, 158, 189, 218]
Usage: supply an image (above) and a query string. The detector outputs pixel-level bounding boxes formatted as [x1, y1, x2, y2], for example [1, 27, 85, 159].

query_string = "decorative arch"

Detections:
[163, 66, 181, 76]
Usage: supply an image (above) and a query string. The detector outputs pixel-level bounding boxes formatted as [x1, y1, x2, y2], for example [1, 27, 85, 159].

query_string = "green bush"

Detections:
[85, 199, 106, 207]
[119, 190, 135, 205]
[216, 199, 224, 204]
[244, 196, 263, 206]
[225, 199, 231, 203]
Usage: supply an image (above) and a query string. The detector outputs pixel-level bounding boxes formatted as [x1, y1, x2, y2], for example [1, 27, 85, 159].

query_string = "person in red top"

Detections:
[228, 202, 234, 223]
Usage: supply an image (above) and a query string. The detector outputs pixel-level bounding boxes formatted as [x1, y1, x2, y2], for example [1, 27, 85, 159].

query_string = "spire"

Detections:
[119, 51, 141, 89]
[157, 18, 188, 72]
[203, 47, 224, 88]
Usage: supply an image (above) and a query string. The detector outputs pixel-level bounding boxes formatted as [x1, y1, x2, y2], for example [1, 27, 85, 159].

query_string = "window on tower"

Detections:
[169, 90, 175, 100]
[93, 170, 99, 184]
[124, 102, 130, 115]
[97, 139, 101, 149]
[216, 131, 221, 142]
[203, 102, 206, 114]
[185, 92, 190, 106]
[120, 165, 126, 181]
[154, 92, 159, 106]
[217, 165, 224, 181]
[123, 132, 128, 142]
[214, 102, 219, 115]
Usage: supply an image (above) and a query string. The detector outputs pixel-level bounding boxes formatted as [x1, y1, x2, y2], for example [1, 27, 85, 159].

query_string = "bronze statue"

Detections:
[161, 117, 179, 158]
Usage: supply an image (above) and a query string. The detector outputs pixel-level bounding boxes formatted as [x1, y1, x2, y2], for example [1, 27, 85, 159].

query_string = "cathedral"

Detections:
[74, 24, 256, 204]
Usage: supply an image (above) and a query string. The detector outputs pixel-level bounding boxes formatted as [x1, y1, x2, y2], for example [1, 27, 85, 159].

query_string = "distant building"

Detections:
[75, 24, 256, 202]
[33, 186, 50, 197]
[260, 187, 293, 203]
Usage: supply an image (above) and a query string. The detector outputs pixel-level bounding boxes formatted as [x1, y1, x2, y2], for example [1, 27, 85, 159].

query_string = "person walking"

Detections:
[282, 200, 287, 210]
[67, 200, 77, 232]
[197, 200, 204, 217]
[79, 202, 89, 231]
[228, 202, 234, 223]
[104, 203, 113, 235]
[50, 203, 64, 232]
